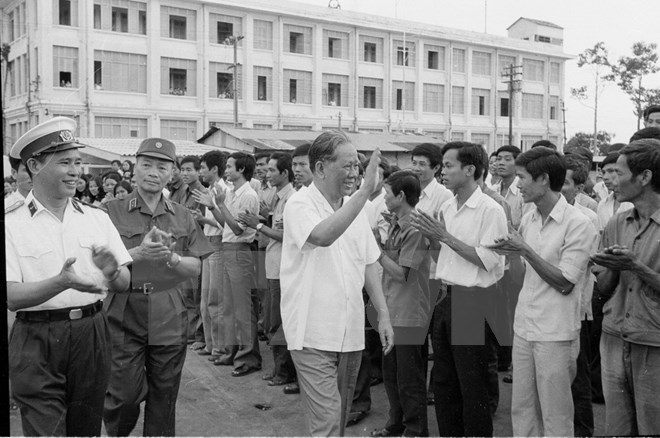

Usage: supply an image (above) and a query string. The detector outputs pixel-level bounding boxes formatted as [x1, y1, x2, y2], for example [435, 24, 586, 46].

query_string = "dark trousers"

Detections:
[265, 279, 296, 381]
[383, 328, 429, 436]
[9, 309, 111, 436]
[182, 275, 204, 343]
[572, 320, 594, 437]
[103, 292, 188, 437]
[432, 285, 494, 437]
[589, 286, 606, 401]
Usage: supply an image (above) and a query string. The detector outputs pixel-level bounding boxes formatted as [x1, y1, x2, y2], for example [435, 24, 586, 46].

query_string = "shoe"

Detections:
[232, 365, 261, 377]
[191, 342, 206, 351]
[258, 333, 269, 342]
[427, 394, 435, 406]
[207, 355, 221, 362]
[262, 374, 275, 381]
[369, 377, 383, 387]
[370, 426, 403, 437]
[283, 382, 300, 394]
[503, 374, 513, 384]
[268, 377, 294, 386]
[346, 411, 368, 427]
[213, 358, 233, 366]
[197, 350, 212, 356]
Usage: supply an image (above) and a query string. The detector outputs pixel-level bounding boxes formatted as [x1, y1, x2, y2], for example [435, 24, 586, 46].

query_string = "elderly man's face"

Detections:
[321, 143, 360, 198]
[135, 156, 173, 194]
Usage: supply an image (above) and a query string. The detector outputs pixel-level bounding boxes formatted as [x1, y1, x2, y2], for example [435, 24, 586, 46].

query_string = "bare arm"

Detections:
[364, 262, 394, 355]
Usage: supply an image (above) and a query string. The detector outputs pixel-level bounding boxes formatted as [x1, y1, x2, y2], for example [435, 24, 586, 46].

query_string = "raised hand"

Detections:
[192, 188, 215, 209]
[360, 149, 382, 196]
[213, 182, 227, 205]
[91, 245, 119, 278]
[410, 210, 448, 242]
[58, 257, 106, 294]
[138, 226, 172, 262]
[591, 245, 638, 271]
[237, 210, 261, 229]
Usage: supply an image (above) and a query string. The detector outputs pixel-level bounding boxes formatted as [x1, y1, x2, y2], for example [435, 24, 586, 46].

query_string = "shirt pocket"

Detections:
[169, 227, 188, 253]
[15, 238, 54, 259]
[116, 225, 145, 249]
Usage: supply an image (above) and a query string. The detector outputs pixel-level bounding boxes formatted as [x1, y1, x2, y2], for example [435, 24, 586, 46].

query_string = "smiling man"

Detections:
[280, 130, 394, 436]
[6, 117, 132, 436]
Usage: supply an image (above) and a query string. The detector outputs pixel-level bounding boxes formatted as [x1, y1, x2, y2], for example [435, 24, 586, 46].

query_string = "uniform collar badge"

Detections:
[28, 200, 38, 217]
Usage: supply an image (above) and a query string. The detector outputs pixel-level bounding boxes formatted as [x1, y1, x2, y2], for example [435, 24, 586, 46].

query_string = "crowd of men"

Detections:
[4, 104, 660, 437]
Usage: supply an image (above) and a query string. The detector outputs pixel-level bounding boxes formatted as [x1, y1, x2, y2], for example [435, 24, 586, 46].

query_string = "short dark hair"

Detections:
[619, 139, 660, 193]
[441, 142, 486, 180]
[385, 170, 421, 207]
[309, 130, 351, 172]
[515, 146, 566, 192]
[292, 142, 312, 159]
[531, 140, 557, 150]
[489, 151, 498, 159]
[629, 127, 660, 142]
[180, 155, 201, 171]
[643, 104, 660, 121]
[229, 152, 256, 181]
[563, 154, 589, 186]
[601, 152, 620, 168]
[255, 151, 271, 162]
[607, 143, 626, 153]
[113, 180, 133, 195]
[200, 150, 226, 177]
[111, 159, 121, 167]
[173, 158, 182, 170]
[496, 145, 522, 159]
[564, 145, 593, 166]
[269, 152, 294, 183]
[103, 171, 123, 184]
[411, 143, 443, 168]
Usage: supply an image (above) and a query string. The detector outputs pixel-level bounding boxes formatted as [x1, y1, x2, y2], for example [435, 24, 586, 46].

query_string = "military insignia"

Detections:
[155, 142, 163, 149]
[5, 199, 24, 214]
[59, 130, 74, 142]
[129, 197, 138, 211]
[164, 199, 174, 213]
[28, 200, 38, 217]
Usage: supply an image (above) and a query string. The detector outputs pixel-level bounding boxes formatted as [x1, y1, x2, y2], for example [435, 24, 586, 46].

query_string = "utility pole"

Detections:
[224, 35, 244, 128]
[501, 64, 522, 145]
[337, 112, 342, 130]
[561, 99, 567, 148]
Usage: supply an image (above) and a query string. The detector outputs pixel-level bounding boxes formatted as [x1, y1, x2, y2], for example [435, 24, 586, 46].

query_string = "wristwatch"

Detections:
[256, 223, 264, 232]
[208, 204, 215, 211]
[166, 252, 181, 269]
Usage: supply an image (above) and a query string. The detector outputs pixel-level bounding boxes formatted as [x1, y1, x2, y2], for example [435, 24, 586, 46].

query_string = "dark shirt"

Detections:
[167, 176, 187, 205]
[106, 191, 212, 287]
[181, 179, 206, 214]
[600, 206, 660, 347]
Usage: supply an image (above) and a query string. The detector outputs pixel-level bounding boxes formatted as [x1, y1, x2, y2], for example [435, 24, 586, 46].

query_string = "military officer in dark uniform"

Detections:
[103, 138, 213, 437]
[6, 117, 132, 436]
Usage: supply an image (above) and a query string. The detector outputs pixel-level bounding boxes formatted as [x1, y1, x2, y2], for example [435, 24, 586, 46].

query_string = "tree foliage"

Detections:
[567, 131, 613, 156]
[606, 42, 660, 129]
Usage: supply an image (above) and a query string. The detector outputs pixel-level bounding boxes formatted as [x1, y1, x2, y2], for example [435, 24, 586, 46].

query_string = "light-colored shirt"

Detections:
[597, 192, 633, 232]
[416, 178, 453, 279]
[221, 181, 259, 243]
[265, 183, 295, 279]
[5, 193, 132, 311]
[364, 188, 390, 245]
[280, 183, 380, 352]
[434, 186, 507, 288]
[257, 183, 277, 248]
[4, 190, 25, 213]
[593, 181, 609, 203]
[514, 195, 597, 342]
[573, 201, 600, 321]
[204, 179, 229, 237]
[576, 191, 598, 213]
[492, 176, 534, 230]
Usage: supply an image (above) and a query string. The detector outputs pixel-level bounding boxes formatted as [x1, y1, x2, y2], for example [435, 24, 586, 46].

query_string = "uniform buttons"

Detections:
[625, 312, 630, 318]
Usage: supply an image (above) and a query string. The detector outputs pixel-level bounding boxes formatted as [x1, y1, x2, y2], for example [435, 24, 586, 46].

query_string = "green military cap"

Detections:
[136, 138, 177, 163]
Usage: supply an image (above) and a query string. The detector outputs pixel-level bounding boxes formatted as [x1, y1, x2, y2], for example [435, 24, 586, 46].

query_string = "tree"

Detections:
[570, 42, 610, 152]
[566, 131, 613, 156]
[606, 42, 660, 129]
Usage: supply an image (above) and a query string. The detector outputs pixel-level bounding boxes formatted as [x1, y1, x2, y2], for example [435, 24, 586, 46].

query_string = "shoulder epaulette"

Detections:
[5, 199, 24, 214]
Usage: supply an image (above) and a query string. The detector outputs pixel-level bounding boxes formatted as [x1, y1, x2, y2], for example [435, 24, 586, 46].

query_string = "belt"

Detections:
[16, 301, 103, 322]
[222, 242, 251, 248]
[129, 282, 172, 295]
[207, 235, 223, 243]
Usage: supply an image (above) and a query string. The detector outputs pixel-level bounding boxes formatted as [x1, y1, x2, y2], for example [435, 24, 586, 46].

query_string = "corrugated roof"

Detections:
[78, 138, 231, 157]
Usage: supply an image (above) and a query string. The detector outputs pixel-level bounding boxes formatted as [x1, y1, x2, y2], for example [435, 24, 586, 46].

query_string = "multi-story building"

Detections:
[1, 0, 571, 155]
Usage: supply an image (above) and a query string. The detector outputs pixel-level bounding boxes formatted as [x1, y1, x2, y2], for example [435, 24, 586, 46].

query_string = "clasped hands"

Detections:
[137, 226, 176, 264]
[590, 245, 638, 271]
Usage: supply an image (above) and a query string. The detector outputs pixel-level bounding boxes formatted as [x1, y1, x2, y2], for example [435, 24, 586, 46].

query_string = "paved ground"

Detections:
[10, 339, 605, 436]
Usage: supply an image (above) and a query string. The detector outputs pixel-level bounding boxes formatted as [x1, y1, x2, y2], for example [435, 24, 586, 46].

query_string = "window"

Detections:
[359, 77, 383, 109]
[94, 4, 101, 28]
[360, 35, 383, 63]
[322, 74, 348, 107]
[254, 66, 272, 101]
[523, 58, 544, 82]
[94, 50, 147, 93]
[550, 62, 561, 84]
[139, 9, 146, 34]
[53, 46, 79, 88]
[423, 84, 444, 113]
[471, 88, 490, 116]
[452, 48, 465, 73]
[161, 6, 196, 40]
[211, 14, 242, 44]
[95, 117, 147, 138]
[549, 96, 559, 120]
[522, 93, 544, 119]
[535, 35, 551, 43]
[8, 11, 15, 41]
[161, 119, 197, 141]
[472, 51, 491, 76]
[7, 61, 15, 97]
[452, 86, 465, 114]
[59, 0, 72, 26]
[209, 62, 241, 99]
[169, 15, 186, 39]
[392, 81, 415, 111]
[253, 20, 272, 50]
[499, 92, 510, 117]
[394, 40, 415, 67]
[111, 7, 128, 32]
[94, 61, 102, 88]
[451, 131, 465, 141]
[499, 55, 516, 76]
[161, 57, 196, 96]
[521, 135, 543, 151]
[471, 133, 490, 147]
[283, 69, 312, 104]
[425, 45, 445, 70]
[285, 24, 312, 55]
[324, 30, 349, 59]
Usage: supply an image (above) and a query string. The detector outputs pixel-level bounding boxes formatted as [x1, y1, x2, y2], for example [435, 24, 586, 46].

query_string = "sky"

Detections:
[296, 0, 660, 144]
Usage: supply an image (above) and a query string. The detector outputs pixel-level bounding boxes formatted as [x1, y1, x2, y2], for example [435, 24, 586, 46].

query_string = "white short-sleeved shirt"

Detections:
[434, 186, 507, 288]
[573, 201, 600, 321]
[514, 195, 598, 342]
[204, 179, 229, 237]
[265, 183, 295, 279]
[5, 193, 132, 311]
[416, 178, 453, 279]
[280, 183, 381, 352]
[221, 181, 259, 243]
[492, 176, 534, 230]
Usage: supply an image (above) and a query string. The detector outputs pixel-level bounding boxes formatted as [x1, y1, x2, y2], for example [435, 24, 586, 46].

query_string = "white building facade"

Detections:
[1, 0, 571, 154]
